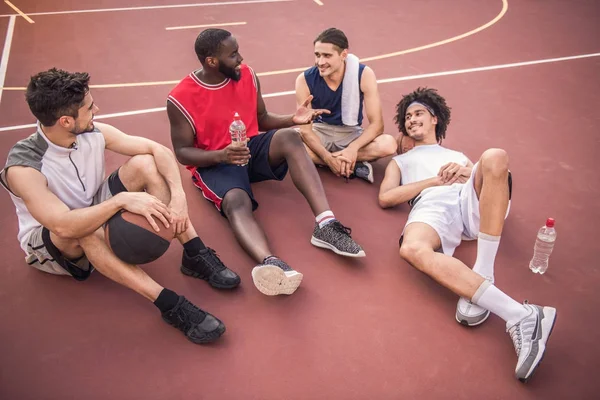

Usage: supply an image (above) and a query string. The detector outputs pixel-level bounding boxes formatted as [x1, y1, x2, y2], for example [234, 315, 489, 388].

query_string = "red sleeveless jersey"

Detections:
[168, 64, 259, 170]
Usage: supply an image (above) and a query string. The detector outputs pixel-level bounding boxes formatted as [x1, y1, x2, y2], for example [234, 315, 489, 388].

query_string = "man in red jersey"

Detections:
[167, 29, 365, 297]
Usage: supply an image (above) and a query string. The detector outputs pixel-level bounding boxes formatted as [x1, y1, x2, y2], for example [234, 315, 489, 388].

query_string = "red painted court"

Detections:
[0, 0, 599, 398]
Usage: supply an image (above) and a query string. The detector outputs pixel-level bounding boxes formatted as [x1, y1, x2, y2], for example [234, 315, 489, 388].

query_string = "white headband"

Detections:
[408, 101, 435, 116]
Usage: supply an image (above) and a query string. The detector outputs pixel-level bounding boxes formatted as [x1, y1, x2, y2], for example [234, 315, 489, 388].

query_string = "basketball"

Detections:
[105, 210, 175, 265]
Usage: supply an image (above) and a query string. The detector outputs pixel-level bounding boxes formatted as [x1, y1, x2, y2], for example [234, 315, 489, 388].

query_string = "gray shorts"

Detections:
[312, 123, 363, 152]
[23, 169, 126, 280]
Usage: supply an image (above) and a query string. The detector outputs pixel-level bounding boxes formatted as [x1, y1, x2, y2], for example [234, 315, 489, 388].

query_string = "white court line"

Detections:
[313, 0, 324, 5]
[0, 0, 293, 17]
[1, 52, 599, 132]
[0, 15, 16, 104]
[4, 1, 34, 23]
[166, 21, 246, 31]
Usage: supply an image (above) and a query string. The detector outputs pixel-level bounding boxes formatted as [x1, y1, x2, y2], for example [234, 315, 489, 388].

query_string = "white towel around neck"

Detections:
[341, 53, 360, 126]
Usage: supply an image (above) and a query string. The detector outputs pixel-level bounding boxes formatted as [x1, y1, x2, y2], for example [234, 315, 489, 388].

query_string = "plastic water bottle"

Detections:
[229, 112, 247, 166]
[229, 112, 247, 145]
[529, 218, 557, 274]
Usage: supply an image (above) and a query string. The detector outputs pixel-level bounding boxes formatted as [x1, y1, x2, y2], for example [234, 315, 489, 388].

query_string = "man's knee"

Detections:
[481, 148, 509, 177]
[274, 128, 304, 152]
[399, 240, 430, 270]
[374, 134, 398, 157]
[222, 189, 253, 217]
[126, 154, 158, 176]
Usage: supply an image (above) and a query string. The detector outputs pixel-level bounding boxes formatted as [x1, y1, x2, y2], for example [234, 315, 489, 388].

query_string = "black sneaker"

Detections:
[181, 248, 241, 289]
[310, 220, 366, 257]
[161, 296, 226, 344]
[353, 161, 374, 183]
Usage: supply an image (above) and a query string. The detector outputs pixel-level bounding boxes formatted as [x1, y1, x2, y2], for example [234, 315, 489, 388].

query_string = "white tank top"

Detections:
[0, 123, 106, 253]
[392, 144, 469, 185]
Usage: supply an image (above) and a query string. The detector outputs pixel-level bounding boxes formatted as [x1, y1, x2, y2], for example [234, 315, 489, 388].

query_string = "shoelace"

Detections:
[330, 221, 353, 237]
[199, 248, 226, 273]
[508, 324, 523, 355]
[169, 299, 206, 332]
[506, 301, 533, 356]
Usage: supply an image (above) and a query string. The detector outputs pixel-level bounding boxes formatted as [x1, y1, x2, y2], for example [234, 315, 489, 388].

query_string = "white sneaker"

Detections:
[456, 297, 490, 326]
[507, 302, 557, 382]
[456, 277, 493, 327]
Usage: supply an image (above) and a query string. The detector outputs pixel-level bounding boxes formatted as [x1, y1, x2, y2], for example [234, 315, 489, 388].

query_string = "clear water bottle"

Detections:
[229, 112, 247, 166]
[529, 218, 557, 274]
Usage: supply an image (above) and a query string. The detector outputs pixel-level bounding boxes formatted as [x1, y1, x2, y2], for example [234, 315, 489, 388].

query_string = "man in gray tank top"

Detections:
[0, 68, 240, 345]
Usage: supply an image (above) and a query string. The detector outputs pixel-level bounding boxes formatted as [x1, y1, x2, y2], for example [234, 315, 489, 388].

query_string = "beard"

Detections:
[70, 119, 95, 135]
[219, 63, 241, 81]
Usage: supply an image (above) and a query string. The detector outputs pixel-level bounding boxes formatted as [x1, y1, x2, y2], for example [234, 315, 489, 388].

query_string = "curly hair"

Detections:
[394, 87, 451, 143]
[25, 68, 90, 127]
[195, 28, 232, 64]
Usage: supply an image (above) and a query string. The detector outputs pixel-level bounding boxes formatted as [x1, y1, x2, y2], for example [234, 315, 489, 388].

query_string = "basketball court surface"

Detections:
[0, 0, 599, 398]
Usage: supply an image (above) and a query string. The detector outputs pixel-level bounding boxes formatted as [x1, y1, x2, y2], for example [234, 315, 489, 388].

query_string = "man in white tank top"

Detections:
[0, 68, 240, 345]
[378, 88, 557, 383]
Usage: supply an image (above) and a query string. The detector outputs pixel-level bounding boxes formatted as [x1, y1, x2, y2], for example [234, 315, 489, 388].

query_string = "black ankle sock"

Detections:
[184, 237, 207, 256]
[154, 288, 180, 313]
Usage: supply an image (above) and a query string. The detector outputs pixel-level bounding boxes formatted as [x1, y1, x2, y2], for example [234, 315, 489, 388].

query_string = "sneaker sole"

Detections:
[251, 265, 303, 296]
[180, 264, 240, 289]
[518, 307, 558, 383]
[456, 309, 491, 327]
[310, 237, 366, 257]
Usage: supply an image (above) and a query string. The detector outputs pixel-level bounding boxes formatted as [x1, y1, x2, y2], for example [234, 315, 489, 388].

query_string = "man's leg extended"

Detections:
[267, 128, 365, 257]
[220, 187, 303, 296]
[400, 221, 557, 382]
[118, 154, 240, 289]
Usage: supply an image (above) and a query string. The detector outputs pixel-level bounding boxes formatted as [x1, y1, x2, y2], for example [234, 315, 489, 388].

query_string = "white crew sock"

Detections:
[472, 280, 530, 325]
[316, 210, 335, 228]
[472, 232, 501, 281]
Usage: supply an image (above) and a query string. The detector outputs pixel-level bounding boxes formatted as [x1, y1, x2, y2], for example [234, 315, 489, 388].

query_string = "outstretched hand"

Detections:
[293, 95, 330, 125]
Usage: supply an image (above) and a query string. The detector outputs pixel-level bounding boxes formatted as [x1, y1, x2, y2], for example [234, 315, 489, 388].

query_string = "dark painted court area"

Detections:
[0, 0, 599, 398]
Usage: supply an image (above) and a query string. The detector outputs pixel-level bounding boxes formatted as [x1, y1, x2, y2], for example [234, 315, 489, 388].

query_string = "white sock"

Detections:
[316, 210, 335, 228]
[472, 232, 500, 281]
[472, 280, 529, 325]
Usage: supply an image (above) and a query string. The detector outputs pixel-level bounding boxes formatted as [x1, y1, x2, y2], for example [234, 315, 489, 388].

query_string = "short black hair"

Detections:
[194, 28, 232, 64]
[394, 87, 452, 143]
[314, 28, 349, 52]
[25, 68, 90, 127]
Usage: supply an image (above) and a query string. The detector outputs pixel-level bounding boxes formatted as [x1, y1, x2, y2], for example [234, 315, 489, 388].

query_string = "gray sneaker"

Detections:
[456, 277, 493, 326]
[456, 297, 491, 326]
[251, 257, 303, 296]
[353, 161, 374, 183]
[311, 221, 366, 257]
[508, 302, 557, 383]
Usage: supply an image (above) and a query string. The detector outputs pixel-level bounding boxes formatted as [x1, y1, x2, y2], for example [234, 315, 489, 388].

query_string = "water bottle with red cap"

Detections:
[529, 218, 557, 274]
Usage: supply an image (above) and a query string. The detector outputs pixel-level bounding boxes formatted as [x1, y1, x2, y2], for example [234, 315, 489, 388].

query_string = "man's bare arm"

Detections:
[346, 67, 384, 151]
[378, 161, 441, 209]
[6, 167, 125, 239]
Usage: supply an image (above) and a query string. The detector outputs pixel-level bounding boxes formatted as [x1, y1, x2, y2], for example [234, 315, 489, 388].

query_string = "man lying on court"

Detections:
[0, 68, 239, 345]
[378, 87, 557, 382]
[167, 28, 365, 297]
[295, 28, 397, 183]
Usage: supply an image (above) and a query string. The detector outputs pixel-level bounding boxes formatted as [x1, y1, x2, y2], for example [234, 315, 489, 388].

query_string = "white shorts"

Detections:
[404, 162, 511, 256]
